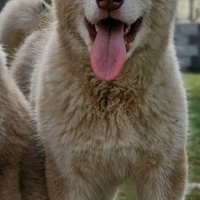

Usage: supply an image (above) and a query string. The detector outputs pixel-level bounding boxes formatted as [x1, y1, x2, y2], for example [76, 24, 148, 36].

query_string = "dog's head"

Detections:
[53, 0, 177, 81]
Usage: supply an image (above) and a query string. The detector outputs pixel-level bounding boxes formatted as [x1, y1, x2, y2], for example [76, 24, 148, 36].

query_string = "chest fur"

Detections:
[37, 73, 185, 175]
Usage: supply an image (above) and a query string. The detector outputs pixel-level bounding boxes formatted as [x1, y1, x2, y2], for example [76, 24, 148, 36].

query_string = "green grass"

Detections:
[183, 74, 200, 183]
[118, 181, 136, 200]
[117, 73, 200, 200]
[183, 74, 200, 200]
[186, 188, 200, 200]
[44, 0, 51, 4]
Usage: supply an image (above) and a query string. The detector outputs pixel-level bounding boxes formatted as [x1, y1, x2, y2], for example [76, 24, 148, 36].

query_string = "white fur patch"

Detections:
[84, 0, 152, 25]
[0, 45, 6, 67]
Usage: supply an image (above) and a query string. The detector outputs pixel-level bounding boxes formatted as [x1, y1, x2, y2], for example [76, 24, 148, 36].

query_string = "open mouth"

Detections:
[85, 17, 143, 81]
[86, 17, 142, 51]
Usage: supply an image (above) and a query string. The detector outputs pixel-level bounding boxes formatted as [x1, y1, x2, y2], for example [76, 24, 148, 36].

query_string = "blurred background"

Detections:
[0, 0, 200, 199]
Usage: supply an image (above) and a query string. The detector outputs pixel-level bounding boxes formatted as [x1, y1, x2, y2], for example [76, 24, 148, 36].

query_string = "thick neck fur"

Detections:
[41, 31, 171, 120]
[40, 1, 177, 117]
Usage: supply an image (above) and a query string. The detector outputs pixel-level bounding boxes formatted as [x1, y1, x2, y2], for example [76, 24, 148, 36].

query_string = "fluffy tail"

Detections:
[0, 0, 51, 56]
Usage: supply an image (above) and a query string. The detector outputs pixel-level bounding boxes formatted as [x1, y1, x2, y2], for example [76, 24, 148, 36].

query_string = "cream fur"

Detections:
[0, 0, 51, 64]
[0, 0, 52, 96]
[2, 0, 188, 199]
[0, 45, 49, 199]
[10, 30, 47, 99]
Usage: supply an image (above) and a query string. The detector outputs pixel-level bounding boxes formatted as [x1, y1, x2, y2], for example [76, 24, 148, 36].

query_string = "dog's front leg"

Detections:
[134, 149, 187, 200]
[0, 164, 22, 200]
[45, 154, 119, 200]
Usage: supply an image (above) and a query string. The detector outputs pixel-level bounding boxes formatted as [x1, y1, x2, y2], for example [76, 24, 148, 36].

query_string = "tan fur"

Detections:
[3, 0, 188, 199]
[0, 46, 22, 200]
[0, 46, 49, 199]
[0, 0, 51, 64]
[0, 0, 52, 97]
[10, 30, 46, 99]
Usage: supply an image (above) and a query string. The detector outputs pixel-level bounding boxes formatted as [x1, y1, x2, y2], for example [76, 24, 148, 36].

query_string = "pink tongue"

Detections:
[90, 20, 126, 81]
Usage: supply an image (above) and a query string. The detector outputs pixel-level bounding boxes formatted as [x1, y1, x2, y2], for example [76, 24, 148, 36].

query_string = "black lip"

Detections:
[85, 19, 97, 42]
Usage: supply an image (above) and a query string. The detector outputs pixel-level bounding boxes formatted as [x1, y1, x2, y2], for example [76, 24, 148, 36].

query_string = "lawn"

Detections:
[117, 73, 200, 200]
[183, 73, 200, 200]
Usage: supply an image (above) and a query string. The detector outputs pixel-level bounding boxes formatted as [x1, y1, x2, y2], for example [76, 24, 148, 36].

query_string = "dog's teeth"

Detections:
[95, 25, 98, 32]
[125, 25, 131, 35]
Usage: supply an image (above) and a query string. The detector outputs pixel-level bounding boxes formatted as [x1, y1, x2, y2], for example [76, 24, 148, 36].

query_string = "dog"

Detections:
[0, 0, 188, 199]
[0, 0, 52, 98]
[0, 0, 51, 65]
[0, 45, 49, 199]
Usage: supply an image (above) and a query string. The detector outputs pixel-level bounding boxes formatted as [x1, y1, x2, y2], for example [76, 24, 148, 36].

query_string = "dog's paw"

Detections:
[0, 45, 6, 68]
